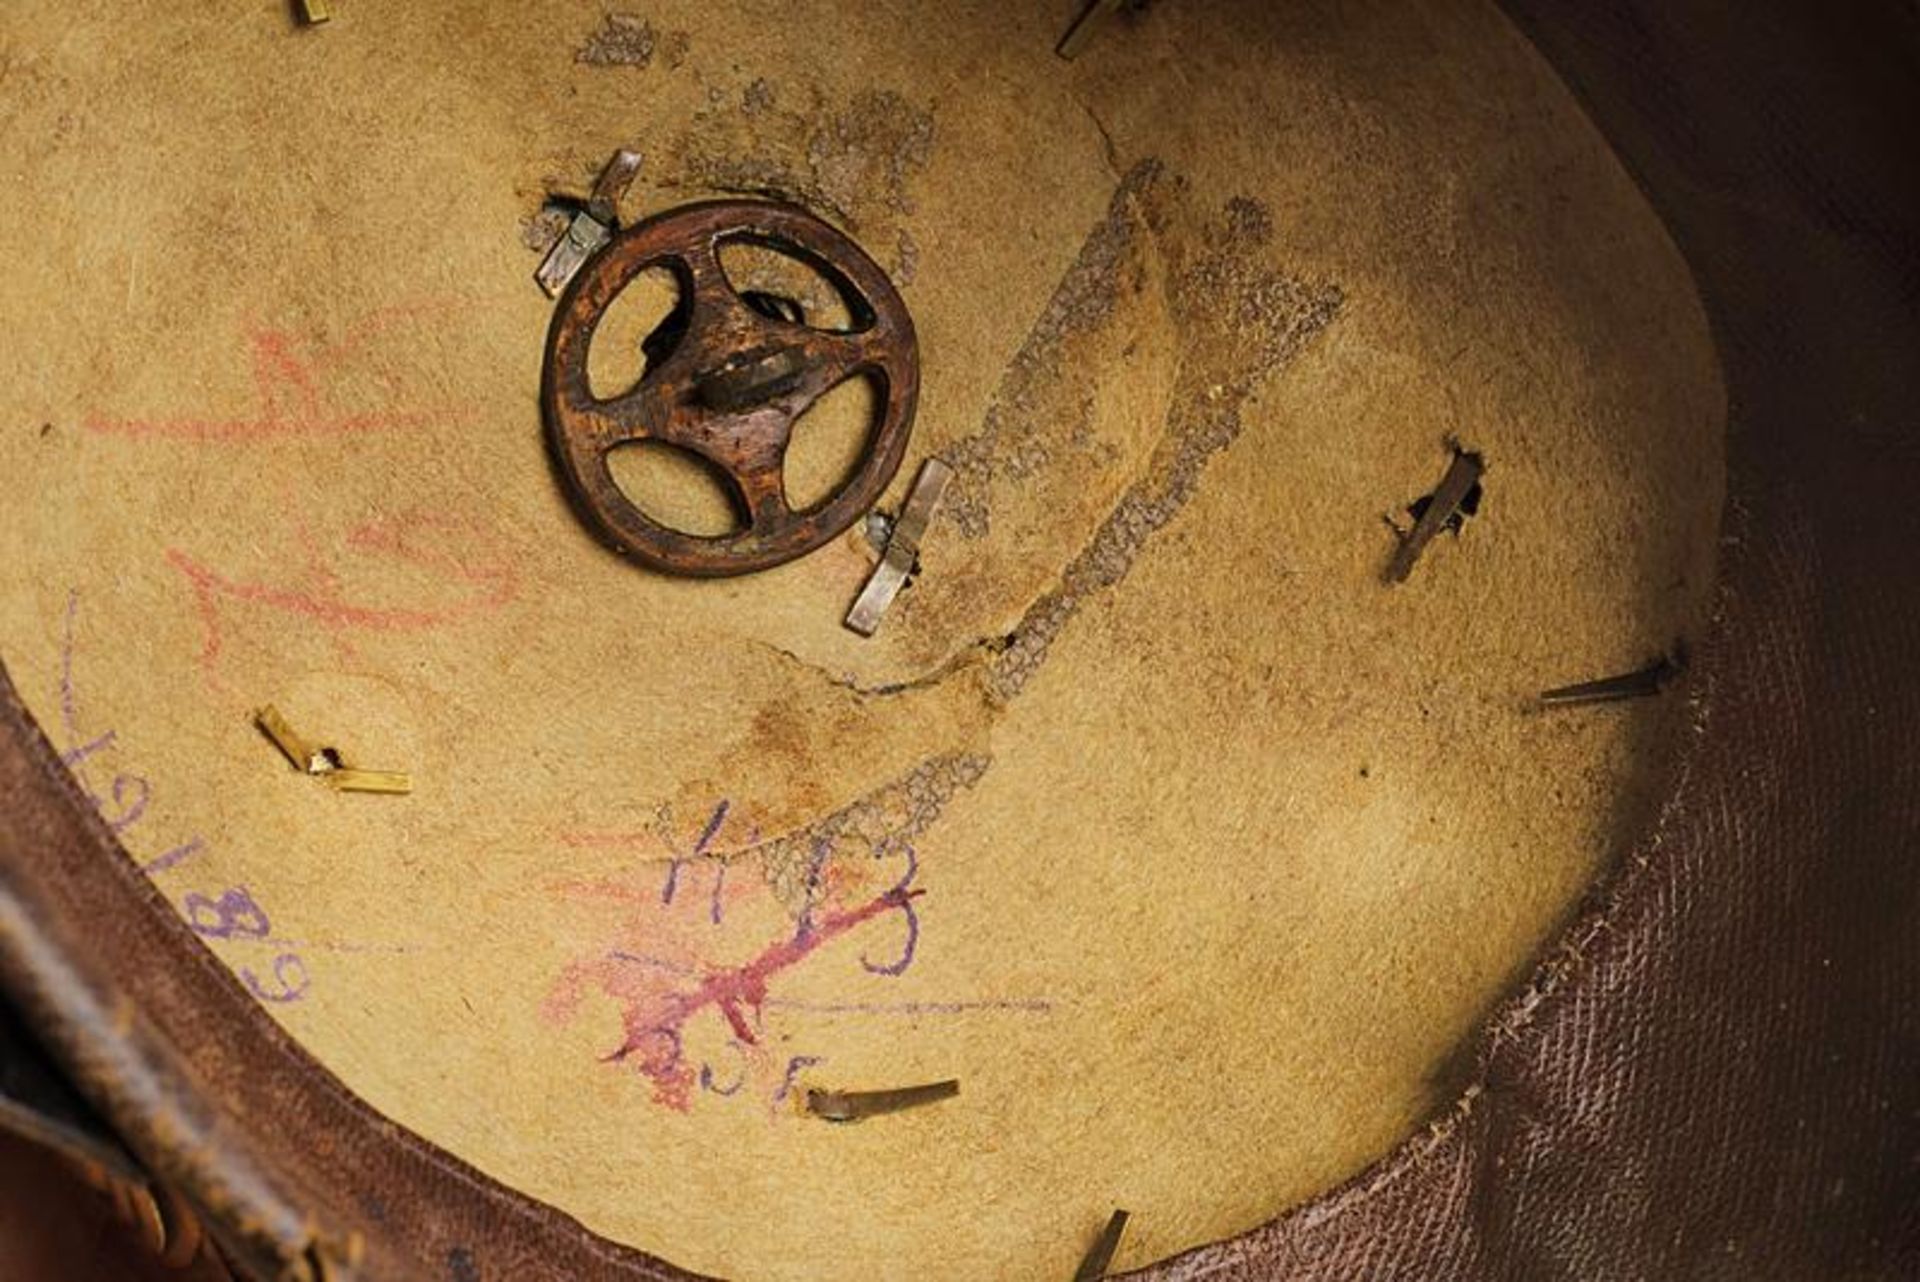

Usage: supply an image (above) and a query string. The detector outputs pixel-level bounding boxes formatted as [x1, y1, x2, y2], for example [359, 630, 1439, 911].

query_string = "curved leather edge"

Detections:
[0, 663, 715, 1282]
[0, 1, 1916, 1279]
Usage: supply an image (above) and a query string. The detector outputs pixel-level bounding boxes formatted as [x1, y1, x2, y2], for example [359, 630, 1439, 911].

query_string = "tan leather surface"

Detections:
[0, 2, 1728, 1278]
[0, 0, 1914, 1280]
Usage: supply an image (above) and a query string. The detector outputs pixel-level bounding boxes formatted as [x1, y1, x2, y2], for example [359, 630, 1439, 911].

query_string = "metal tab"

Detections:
[1057, 0, 1128, 59]
[1073, 1209, 1131, 1280]
[1541, 652, 1684, 706]
[587, 148, 644, 225]
[535, 150, 644, 298]
[804, 1079, 959, 1122]
[296, 0, 331, 24]
[846, 457, 953, 636]
[256, 706, 318, 773]
[323, 769, 413, 796]
[536, 212, 614, 299]
[1385, 447, 1484, 583]
[255, 706, 410, 793]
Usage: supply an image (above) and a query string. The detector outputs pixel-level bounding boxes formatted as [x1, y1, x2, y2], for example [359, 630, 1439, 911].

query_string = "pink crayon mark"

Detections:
[555, 831, 659, 850]
[546, 883, 922, 1112]
[545, 805, 929, 1112]
[84, 305, 477, 443]
[167, 509, 518, 674]
[560, 802, 733, 857]
[613, 885, 926, 1056]
[559, 802, 744, 924]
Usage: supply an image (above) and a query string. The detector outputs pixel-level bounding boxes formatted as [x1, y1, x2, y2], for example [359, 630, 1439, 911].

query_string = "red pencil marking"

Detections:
[561, 801, 734, 863]
[85, 305, 476, 443]
[544, 802, 930, 1112]
[614, 887, 923, 1062]
[544, 878, 922, 1112]
[168, 509, 519, 674]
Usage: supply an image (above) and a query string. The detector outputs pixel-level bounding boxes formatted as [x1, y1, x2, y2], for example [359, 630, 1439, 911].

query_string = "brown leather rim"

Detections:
[1, 2, 1915, 1278]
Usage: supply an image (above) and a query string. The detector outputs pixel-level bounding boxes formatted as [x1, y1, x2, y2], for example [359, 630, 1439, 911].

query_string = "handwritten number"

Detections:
[183, 886, 272, 940]
[793, 837, 832, 943]
[698, 1041, 749, 1098]
[102, 774, 150, 834]
[773, 1055, 825, 1107]
[240, 953, 309, 1004]
[141, 836, 207, 877]
[860, 844, 920, 977]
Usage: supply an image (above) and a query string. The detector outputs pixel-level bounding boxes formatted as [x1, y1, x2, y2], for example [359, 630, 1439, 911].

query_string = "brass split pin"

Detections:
[255, 706, 412, 795]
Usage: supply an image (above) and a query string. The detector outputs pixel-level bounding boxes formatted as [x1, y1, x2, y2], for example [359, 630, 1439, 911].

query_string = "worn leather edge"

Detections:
[0, 985, 151, 1185]
[0, 664, 716, 1281]
[0, 1, 1915, 1279]
[0, 696, 319, 1274]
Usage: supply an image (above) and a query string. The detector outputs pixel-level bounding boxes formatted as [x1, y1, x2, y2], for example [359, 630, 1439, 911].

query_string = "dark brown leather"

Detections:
[0, 981, 151, 1188]
[0, 1130, 233, 1282]
[0, 0, 1915, 1278]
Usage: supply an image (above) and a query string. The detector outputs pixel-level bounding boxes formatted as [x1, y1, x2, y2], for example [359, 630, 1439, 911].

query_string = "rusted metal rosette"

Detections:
[542, 199, 920, 577]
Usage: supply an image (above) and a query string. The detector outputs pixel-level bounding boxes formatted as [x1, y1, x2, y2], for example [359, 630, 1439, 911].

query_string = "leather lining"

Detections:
[0, 1, 1914, 1278]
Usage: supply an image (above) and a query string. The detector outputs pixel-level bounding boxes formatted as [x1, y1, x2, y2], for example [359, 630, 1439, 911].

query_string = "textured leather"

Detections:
[0, 0, 1914, 1279]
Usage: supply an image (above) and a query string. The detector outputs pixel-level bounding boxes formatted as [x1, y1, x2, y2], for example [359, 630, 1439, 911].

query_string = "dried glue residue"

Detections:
[574, 13, 690, 70]
[985, 164, 1344, 699]
[897, 160, 1344, 697]
[741, 753, 991, 913]
[658, 84, 935, 282]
